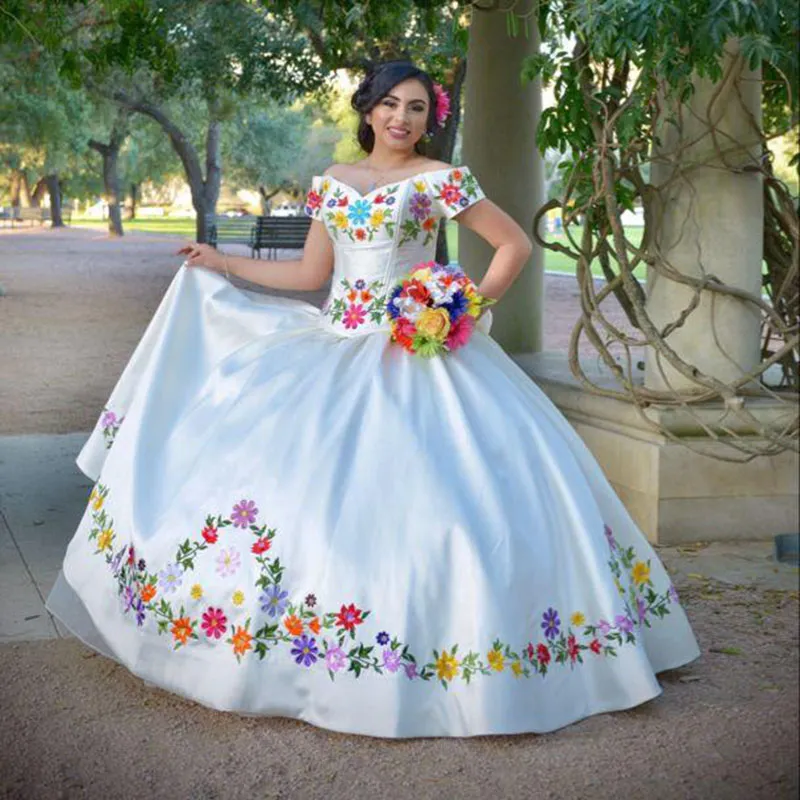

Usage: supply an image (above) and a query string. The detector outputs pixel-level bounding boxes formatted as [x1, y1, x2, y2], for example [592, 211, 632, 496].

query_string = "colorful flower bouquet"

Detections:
[386, 262, 495, 357]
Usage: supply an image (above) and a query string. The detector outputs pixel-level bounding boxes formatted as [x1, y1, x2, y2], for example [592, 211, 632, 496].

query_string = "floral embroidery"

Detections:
[100, 408, 123, 448]
[320, 183, 400, 242]
[429, 168, 482, 216]
[88, 485, 680, 685]
[325, 276, 388, 330]
[398, 179, 439, 247]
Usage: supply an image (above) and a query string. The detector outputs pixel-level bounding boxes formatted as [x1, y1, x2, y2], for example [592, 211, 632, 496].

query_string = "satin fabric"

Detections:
[47, 167, 700, 737]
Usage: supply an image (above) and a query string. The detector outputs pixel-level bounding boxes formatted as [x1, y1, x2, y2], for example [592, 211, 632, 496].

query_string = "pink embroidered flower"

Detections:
[305, 190, 322, 211]
[433, 83, 451, 127]
[325, 645, 347, 672]
[567, 634, 580, 662]
[439, 182, 462, 206]
[201, 607, 227, 639]
[589, 638, 602, 654]
[343, 304, 366, 330]
[215, 547, 241, 577]
[231, 499, 258, 528]
[445, 314, 475, 351]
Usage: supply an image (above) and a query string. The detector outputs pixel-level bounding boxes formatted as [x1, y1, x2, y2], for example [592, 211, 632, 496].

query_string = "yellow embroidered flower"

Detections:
[631, 561, 651, 585]
[416, 308, 451, 341]
[413, 180, 426, 192]
[571, 612, 586, 627]
[190, 583, 204, 600]
[232, 590, 245, 606]
[321, 179, 330, 192]
[90, 489, 104, 511]
[96, 527, 114, 551]
[511, 661, 524, 677]
[435, 650, 460, 681]
[369, 208, 386, 226]
[487, 649, 505, 672]
[333, 210, 349, 229]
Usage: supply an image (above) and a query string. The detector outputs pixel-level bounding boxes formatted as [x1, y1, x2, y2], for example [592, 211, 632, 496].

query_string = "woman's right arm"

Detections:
[176, 219, 334, 291]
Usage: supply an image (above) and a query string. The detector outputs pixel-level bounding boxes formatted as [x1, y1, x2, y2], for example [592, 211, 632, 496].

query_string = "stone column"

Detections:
[460, 8, 543, 354]
[646, 42, 763, 391]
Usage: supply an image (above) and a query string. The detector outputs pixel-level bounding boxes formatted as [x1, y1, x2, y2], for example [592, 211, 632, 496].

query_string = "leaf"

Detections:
[710, 646, 742, 656]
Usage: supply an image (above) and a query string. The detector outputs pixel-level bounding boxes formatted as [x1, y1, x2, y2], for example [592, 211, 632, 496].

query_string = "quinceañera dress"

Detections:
[47, 166, 700, 738]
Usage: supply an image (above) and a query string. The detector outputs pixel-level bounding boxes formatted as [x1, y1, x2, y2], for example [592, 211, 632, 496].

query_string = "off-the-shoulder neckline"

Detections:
[314, 165, 469, 200]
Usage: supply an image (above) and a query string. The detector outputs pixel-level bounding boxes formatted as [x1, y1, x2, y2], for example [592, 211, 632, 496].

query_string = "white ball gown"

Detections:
[47, 166, 700, 738]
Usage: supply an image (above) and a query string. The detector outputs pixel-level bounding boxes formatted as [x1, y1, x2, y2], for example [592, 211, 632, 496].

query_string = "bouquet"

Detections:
[386, 262, 495, 357]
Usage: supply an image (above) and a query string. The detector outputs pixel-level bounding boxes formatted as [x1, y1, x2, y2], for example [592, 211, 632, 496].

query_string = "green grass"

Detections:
[74, 216, 646, 277]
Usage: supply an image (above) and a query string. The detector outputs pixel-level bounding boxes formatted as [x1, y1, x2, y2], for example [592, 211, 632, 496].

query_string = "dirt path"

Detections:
[0, 226, 633, 435]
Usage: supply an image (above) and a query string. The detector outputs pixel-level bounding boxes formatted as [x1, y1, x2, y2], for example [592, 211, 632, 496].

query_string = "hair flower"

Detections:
[433, 83, 451, 128]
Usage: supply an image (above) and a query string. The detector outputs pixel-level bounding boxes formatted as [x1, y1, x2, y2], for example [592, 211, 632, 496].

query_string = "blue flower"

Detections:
[348, 199, 371, 224]
[386, 196, 396, 205]
[376, 631, 390, 645]
[291, 635, 319, 667]
[541, 607, 561, 639]
[326, 198, 337, 207]
[260, 585, 289, 617]
[442, 290, 468, 321]
[386, 285, 404, 319]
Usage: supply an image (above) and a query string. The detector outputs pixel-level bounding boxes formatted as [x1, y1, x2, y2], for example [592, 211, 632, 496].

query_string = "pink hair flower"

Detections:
[433, 83, 451, 128]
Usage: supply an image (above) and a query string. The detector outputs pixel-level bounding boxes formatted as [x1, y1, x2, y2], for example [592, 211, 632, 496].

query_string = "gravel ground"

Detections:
[0, 581, 796, 800]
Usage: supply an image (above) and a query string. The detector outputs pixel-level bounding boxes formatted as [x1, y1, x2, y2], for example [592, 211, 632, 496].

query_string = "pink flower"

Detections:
[433, 83, 451, 127]
[343, 304, 366, 330]
[445, 314, 475, 351]
[231, 499, 258, 528]
[201, 607, 227, 639]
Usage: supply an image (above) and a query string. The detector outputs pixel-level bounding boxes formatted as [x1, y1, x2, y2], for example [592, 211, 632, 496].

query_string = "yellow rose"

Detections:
[416, 308, 451, 341]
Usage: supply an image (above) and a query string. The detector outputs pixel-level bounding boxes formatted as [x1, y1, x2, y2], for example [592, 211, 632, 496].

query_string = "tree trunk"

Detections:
[259, 185, 282, 215]
[129, 183, 138, 219]
[89, 109, 129, 236]
[427, 58, 466, 265]
[31, 178, 48, 208]
[46, 173, 64, 227]
[16, 171, 32, 208]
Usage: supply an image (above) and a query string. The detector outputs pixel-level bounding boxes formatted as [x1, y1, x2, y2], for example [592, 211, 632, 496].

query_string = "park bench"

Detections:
[249, 216, 312, 259]
[5, 207, 72, 228]
[205, 214, 258, 249]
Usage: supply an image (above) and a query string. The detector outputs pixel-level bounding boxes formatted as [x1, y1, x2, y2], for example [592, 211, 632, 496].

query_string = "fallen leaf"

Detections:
[710, 646, 742, 656]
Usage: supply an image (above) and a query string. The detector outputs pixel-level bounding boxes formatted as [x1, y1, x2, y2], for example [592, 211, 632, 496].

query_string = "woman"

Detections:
[47, 60, 699, 738]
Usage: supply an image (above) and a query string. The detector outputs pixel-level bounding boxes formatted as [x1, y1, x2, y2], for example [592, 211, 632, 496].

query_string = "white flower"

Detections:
[216, 547, 241, 577]
[394, 296, 426, 321]
[158, 563, 184, 594]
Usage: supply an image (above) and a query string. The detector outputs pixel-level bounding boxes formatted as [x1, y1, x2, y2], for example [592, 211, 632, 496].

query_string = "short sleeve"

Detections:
[303, 175, 329, 221]
[425, 166, 486, 220]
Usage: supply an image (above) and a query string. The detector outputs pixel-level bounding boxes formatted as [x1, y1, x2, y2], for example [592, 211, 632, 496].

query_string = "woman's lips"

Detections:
[387, 127, 409, 139]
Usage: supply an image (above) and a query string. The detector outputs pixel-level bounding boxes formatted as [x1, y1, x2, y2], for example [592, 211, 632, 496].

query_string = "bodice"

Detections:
[304, 166, 485, 335]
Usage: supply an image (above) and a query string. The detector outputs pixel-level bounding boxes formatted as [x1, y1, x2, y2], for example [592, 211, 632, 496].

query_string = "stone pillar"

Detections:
[646, 43, 763, 391]
[460, 9, 544, 354]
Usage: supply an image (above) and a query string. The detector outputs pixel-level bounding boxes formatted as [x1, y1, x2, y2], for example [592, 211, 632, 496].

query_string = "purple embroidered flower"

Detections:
[409, 192, 432, 221]
[615, 614, 635, 635]
[325, 645, 347, 672]
[215, 547, 241, 577]
[134, 598, 146, 626]
[260, 585, 288, 617]
[100, 410, 117, 428]
[376, 631, 390, 645]
[304, 593, 317, 608]
[604, 524, 617, 550]
[386, 196, 396, 205]
[541, 607, 561, 640]
[110, 550, 124, 575]
[158, 562, 184, 594]
[382, 648, 402, 673]
[231, 499, 258, 528]
[459, 196, 469, 207]
[637, 597, 647, 623]
[326, 198, 336, 207]
[597, 619, 612, 636]
[291, 635, 318, 667]
[668, 584, 679, 604]
[404, 662, 418, 680]
[137, 558, 146, 572]
[354, 279, 366, 290]
[122, 585, 135, 612]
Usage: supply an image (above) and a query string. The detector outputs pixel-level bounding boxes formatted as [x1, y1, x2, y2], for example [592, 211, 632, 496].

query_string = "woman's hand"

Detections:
[175, 242, 225, 272]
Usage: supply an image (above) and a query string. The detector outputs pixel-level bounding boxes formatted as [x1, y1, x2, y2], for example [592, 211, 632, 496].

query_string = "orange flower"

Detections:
[360, 290, 373, 303]
[422, 217, 436, 231]
[141, 584, 156, 603]
[231, 625, 253, 657]
[171, 616, 192, 645]
[284, 614, 304, 636]
[347, 289, 357, 302]
[452, 168, 462, 181]
[309, 617, 321, 635]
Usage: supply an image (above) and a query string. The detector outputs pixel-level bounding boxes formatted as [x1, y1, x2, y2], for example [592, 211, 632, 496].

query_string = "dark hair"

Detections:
[351, 61, 437, 154]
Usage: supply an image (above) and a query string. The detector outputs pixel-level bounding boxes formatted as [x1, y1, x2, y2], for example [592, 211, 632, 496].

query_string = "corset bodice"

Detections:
[304, 167, 485, 335]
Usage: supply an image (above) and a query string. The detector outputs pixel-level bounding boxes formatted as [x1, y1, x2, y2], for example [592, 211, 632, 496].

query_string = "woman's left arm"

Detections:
[455, 200, 533, 301]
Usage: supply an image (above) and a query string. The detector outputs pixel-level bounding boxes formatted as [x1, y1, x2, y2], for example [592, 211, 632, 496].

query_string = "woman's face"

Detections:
[366, 78, 430, 153]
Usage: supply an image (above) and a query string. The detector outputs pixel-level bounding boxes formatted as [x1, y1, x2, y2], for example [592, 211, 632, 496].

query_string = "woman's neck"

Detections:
[364, 148, 419, 172]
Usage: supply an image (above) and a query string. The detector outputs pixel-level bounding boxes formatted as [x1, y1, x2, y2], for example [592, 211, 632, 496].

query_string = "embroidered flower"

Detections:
[291, 635, 318, 667]
[309, 617, 321, 635]
[158, 562, 184, 594]
[335, 603, 364, 633]
[405, 662, 418, 680]
[348, 200, 371, 224]
[570, 612, 586, 627]
[133, 598, 146, 626]
[376, 631, 390, 645]
[597, 619, 612, 636]
[260, 585, 288, 617]
[231, 625, 253, 657]
[604, 524, 617, 550]
[537, 643, 551, 665]
[100, 410, 117, 429]
[382, 648, 402, 673]
[355, 228, 367, 241]
[636, 596, 647, 623]
[284, 614, 304, 637]
[232, 590, 245, 607]
[305, 190, 322, 215]
[96, 527, 114, 552]
[589, 638, 602, 654]
[409, 192, 432, 221]
[541, 607, 561, 640]
[511, 661, 524, 677]
[201, 526, 218, 544]
[631, 561, 650, 585]
[435, 650, 459, 682]
[190, 583, 203, 600]
[215, 547, 241, 577]
[369, 208, 387, 227]
[668, 584, 680, 603]
[201, 607, 227, 639]
[90, 489, 104, 511]
[231, 500, 258, 528]
[171, 616, 193, 645]
[438, 182, 462, 206]
[325, 645, 347, 672]
[304, 593, 317, 608]
[567, 634, 580, 662]
[487, 649, 505, 672]
[251, 537, 271, 555]
[615, 614, 635, 635]
[141, 584, 157, 603]
[342, 304, 366, 330]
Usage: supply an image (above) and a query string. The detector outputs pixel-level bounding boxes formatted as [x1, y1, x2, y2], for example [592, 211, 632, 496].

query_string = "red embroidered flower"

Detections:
[589, 638, 602, 654]
[251, 537, 271, 555]
[127, 546, 135, 565]
[439, 183, 462, 205]
[373, 194, 386, 204]
[355, 229, 367, 241]
[536, 643, 551, 665]
[451, 168, 462, 181]
[527, 642, 536, 661]
[360, 290, 372, 303]
[567, 634, 580, 662]
[335, 603, 364, 632]
[305, 190, 322, 210]
[422, 217, 437, 231]
[201, 526, 218, 544]
[337, 196, 349, 207]
[201, 607, 227, 639]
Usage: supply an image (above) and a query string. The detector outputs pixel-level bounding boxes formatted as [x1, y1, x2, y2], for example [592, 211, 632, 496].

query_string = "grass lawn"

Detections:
[73, 216, 646, 277]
